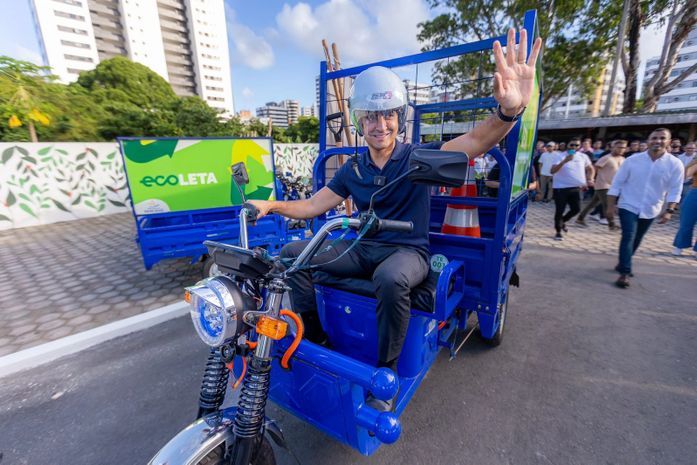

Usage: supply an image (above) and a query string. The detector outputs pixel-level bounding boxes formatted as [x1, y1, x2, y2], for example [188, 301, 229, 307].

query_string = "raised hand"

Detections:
[492, 28, 542, 116]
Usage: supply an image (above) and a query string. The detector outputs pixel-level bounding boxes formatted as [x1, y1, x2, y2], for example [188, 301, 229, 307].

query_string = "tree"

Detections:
[417, 0, 624, 111]
[0, 57, 54, 142]
[285, 116, 320, 143]
[639, 0, 697, 112]
[173, 96, 224, 136]
[76, 56, 178, 108]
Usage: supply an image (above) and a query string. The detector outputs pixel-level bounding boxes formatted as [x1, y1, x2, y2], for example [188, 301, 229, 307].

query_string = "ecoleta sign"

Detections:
[120, 138, 276, 215]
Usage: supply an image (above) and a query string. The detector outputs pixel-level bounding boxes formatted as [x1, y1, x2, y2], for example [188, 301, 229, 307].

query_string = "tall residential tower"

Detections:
[30, 0, 234, 115]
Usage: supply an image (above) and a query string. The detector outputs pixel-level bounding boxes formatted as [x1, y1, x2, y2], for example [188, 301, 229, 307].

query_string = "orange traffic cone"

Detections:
[441, 159, 480, 237]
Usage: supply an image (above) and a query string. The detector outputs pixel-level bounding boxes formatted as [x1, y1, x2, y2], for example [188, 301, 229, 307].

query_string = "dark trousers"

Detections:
[553, 187, 581, 232]
[280, 240, 429, 365]
[617, 208, 654, 275]
[578, 189, 614, 226]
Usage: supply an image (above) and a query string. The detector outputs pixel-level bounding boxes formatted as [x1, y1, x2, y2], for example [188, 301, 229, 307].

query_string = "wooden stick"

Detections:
[321, 39, 352, 216]
[331, 42, 354, 145]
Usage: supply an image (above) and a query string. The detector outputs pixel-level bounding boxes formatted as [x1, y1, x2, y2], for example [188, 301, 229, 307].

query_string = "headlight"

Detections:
[186, 276, 255, 347]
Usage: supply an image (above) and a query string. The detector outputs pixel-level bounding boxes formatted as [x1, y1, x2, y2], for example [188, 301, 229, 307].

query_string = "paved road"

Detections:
[1, 243, 695, 465]
[1, 202, 694, 356]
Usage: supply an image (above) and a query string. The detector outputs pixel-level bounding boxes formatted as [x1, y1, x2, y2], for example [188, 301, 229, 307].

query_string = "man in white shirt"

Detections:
[538, 141, 557, 202]
[550, 138, 595, 240]
[607, 128, 684, 288]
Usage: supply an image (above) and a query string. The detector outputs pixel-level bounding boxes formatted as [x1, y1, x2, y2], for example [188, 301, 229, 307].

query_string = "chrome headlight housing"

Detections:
[186, 276, 255, 347]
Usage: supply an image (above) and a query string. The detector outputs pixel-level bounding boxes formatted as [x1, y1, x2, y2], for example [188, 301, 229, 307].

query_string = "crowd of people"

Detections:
[530, 129, 697, 288]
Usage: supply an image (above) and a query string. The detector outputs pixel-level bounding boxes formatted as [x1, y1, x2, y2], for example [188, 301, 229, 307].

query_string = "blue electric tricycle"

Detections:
[149, 10, 541, 465]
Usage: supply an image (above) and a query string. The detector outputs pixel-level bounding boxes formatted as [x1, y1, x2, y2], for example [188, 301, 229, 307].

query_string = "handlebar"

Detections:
[242, 202, 259, 224]
[376, 219, 413, 233]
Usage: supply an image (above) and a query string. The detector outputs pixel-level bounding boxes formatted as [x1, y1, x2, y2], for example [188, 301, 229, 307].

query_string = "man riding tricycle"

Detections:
[149, 17, 542, 465]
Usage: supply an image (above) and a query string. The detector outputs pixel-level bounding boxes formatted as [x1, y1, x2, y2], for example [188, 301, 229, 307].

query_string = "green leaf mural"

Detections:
[2, 148, 13, 164]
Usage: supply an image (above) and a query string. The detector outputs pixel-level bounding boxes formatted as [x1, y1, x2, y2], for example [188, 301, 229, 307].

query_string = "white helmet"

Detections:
[348, 66, 408, 136]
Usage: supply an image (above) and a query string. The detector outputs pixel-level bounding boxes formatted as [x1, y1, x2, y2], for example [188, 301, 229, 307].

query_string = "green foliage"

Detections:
[76, 56, 177, 108]
[285, 116, 319, 143]
[418, 0, 623, 109]
[0, 55, 303, 142]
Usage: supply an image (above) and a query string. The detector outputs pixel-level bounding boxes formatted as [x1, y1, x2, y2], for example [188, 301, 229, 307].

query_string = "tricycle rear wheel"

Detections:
[481, 291, 508, 347]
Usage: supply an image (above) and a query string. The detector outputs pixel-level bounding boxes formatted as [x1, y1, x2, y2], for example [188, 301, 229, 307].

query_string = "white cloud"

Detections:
[242, 87, 254, 98]
[226, 6, 274, 69]
[275, 0, 430, 65]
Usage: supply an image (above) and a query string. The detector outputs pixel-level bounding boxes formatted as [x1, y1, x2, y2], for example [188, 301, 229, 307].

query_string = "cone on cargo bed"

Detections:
[441, 159, 480, 237]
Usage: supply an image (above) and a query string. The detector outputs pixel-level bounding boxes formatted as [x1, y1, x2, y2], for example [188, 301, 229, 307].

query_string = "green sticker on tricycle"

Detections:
[430, 254, 449, 273]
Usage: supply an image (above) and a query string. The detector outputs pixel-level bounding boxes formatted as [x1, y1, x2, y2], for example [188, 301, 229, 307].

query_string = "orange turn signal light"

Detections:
[184, 290, 191, 304]
[255, 316, 288, 340]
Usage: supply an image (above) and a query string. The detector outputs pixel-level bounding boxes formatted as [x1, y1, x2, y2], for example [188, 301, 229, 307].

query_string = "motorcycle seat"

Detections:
[312, 269, 443, 314]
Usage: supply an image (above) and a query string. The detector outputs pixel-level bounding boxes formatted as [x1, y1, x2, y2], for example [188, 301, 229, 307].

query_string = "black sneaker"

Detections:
[554, 232, 563, 241]
[562, 223, 568, 233]
[615, 274, 630, 288]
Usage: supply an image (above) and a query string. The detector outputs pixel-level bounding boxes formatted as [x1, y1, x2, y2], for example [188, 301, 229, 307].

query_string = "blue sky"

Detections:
[1, 0, 666, 112]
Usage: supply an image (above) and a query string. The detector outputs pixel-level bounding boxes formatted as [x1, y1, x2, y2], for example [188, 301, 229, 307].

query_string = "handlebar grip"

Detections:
[377, 219, 414, 233]
[242, 202, 259, 222]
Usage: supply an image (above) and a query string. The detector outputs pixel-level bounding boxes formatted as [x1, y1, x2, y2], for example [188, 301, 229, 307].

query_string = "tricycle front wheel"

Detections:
[197, 437, 275, 465]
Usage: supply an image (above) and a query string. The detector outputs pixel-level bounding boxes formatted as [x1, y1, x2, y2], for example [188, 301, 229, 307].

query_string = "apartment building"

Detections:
[644, 26, 697, 111]
[542, 63, 625, 120]
[30, 0, 234, 115]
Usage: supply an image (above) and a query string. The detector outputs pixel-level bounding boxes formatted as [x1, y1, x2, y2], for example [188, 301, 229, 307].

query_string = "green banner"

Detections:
[120, 138, 276, 215]
[511, 30, 542, 199]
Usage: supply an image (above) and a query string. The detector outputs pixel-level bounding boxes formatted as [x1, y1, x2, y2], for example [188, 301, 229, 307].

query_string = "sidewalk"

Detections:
[524, 202, 696, 268]
[0, 213, 203, 356]
[1, 203, 694, 356]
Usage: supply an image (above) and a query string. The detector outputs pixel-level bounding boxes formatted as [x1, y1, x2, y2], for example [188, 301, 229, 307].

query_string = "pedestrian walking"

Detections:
[671, 138, 684, 157]
[624, 140, 640, 158]
[672, 157, 697, 258]
[550, 138, 595, 240]
[538, 141, 557, 202]
[576, 139, 626, 230]
[607, 128, 684, 288]
[678, 142, 696, 207]
[592, 140, 605, 161]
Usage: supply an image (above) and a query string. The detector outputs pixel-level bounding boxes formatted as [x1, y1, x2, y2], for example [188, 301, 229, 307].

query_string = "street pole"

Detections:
[604, 0, 630, 117]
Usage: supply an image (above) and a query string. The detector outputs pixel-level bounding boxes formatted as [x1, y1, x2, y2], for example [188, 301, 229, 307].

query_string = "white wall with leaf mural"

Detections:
[273, 144, 319, 179]
[0, 143, 130, 230]
[0, 142, 320, 231]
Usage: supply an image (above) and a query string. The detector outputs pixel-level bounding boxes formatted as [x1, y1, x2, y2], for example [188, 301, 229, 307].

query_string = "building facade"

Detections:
[256, 101, 290, 128]
[30, 0, 234, 115]
[542, 63, 625, 120]
[644, 26, 697, 111]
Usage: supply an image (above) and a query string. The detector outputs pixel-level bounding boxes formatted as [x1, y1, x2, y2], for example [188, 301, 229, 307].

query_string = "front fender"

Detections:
[148, 408, 285, 465]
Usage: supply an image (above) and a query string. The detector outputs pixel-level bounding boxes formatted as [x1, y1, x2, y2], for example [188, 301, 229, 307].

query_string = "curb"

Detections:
[0, 301, 189, 379]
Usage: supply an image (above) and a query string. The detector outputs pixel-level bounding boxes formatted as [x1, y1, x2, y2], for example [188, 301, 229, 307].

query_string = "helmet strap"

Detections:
[352, 130, 362, 179]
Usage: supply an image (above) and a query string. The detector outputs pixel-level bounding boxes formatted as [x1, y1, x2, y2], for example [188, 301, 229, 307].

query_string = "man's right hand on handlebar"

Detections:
[247, 199, 272, 220]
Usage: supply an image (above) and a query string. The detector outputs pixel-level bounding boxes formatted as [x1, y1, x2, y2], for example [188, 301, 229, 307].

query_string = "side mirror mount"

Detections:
[231, 162, 250, 204]
[408, 149, 470, 187]
[231, 162, 250, 186]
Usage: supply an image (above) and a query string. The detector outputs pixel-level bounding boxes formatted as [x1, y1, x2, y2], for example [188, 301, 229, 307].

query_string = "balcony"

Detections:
[164, 53, 192, 66]
[157, 0, 186, 10]
[161, 30, 189, 45]
[157, 6, 186, 23]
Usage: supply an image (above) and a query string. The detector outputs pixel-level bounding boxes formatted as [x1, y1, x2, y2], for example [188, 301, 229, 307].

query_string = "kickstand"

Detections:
[449, 323, 479, 360]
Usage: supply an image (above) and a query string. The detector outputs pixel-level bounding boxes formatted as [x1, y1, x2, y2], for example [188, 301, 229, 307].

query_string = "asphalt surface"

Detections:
[1, 242, 695, 465]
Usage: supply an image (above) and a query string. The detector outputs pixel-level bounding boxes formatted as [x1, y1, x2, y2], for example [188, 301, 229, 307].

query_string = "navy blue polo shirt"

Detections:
[327, 141, 444, 252]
